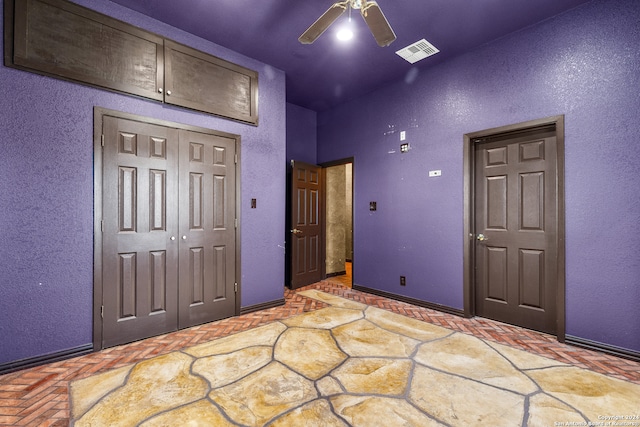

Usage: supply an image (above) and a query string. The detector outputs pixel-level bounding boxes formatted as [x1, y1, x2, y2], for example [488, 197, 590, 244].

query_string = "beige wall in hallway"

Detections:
[326, 163, 353, 275]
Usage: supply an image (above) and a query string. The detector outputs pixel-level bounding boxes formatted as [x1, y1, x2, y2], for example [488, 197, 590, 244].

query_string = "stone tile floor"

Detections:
[1, 277, 639, 426]
[69, 289, 640, 426]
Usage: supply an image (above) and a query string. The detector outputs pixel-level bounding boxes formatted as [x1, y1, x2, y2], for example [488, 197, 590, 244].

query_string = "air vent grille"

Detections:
[395, 39, 439, 64]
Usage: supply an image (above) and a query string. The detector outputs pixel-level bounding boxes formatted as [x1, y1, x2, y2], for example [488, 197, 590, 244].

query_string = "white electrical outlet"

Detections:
[429, 170, 442, 177]
[400, 131, 406, 141]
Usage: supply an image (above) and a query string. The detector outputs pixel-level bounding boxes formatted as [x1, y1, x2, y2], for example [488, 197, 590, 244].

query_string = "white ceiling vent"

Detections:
[395, 39, 439, 64]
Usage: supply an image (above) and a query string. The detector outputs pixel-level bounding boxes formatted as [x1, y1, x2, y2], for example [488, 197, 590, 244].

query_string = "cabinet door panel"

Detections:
[11, 0, 163, 101]
[164, 40, 259, 125]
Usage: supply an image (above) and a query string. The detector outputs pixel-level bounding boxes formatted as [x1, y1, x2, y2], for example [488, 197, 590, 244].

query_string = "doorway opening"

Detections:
[286, 158, 354, 289]
[463, 116, 565, 341]
[323, 160, 353, 288]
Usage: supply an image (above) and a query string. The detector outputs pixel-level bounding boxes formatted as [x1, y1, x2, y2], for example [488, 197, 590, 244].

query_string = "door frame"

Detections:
[462, 115, 565, 341]
[319, 157, 355, 287]
[286, 157, 355, 288]
[93, 107, 242, 351]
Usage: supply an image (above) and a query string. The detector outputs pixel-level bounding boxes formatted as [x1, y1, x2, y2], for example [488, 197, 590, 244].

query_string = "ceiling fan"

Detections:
[299, 0, 396, 47]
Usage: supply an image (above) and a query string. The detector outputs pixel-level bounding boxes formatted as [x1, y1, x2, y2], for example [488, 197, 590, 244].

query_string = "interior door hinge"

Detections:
[101, 220, 104, 232]
[234, 154, 238, 164]
[101, 134, 105, 147]
[234, 283, 238, 293]
[235, 218, 238, 228]
[101, 305, 104, 319]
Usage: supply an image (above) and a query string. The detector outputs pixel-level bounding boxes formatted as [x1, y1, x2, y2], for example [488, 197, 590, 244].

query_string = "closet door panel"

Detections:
[101, 116, 179, 348]
[178, 129, 237, 328]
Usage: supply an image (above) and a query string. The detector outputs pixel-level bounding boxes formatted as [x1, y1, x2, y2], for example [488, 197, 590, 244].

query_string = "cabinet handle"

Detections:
[166, 90, 172, 96]
[158, 87, 163, 93]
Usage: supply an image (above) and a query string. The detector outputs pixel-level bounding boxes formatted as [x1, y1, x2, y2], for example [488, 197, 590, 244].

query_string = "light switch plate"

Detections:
[429, 170, 442, 177]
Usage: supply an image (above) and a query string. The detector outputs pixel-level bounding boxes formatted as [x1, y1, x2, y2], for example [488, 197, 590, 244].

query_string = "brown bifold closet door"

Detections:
[101, 117, 238, 348]
[474, 126, 559, 334]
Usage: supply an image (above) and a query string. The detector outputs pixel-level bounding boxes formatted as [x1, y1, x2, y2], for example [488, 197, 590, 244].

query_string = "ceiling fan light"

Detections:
[299, 0, 394, 47]
[336, 27, 354, 41]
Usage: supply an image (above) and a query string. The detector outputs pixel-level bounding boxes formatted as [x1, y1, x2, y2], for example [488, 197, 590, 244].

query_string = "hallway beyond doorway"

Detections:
[326, 261, 352, 288]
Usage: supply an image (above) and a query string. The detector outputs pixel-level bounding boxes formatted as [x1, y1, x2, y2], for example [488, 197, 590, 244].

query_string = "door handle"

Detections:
[476, 233, 488, 242]
[291, 228, 302, 235]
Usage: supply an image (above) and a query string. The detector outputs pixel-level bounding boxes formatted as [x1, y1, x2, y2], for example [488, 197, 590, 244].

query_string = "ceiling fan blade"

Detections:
[299, 1, 349, 44]
[360, 0, 396, 47]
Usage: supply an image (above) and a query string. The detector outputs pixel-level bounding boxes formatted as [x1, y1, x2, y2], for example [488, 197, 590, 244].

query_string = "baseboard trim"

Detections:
[0, 344, 93, 376]
[240, 298, 286, 315]
[565, 335, 640, 363]
[326, 270, 346, 278]
[352, 285, 465, 317]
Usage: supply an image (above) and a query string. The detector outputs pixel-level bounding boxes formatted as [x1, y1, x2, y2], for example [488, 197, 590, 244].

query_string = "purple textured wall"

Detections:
[286, 103, 317, 165]
[0, 0, 286, 365]
[318, 0, 640, 352]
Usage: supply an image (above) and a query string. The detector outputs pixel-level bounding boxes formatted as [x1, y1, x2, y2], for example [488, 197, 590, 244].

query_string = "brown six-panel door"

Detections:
[102, 117, 180, 348]
[290, 161, 323, 288]
[474, 126, 558, 334]
[178, 130, 236, 328]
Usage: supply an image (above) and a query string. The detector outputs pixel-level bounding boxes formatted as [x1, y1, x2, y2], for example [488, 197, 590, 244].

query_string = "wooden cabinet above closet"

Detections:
[8, 0, 165, 102]
[164, 40, 258, 124]
[4, 0, 259, 125]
